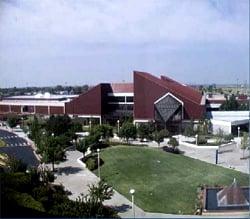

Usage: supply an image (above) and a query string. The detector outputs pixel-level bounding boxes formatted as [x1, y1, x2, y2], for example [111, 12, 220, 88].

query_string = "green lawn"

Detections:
[96, 146, 249, 214]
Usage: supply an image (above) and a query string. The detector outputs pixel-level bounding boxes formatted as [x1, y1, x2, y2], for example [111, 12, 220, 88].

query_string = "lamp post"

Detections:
[51, 133, 55, 172]
[97, 148, 100, 179]
[89, 120, 92, 130]
[117, 120, 120, 135]
[129, 189, 135, 219]
[237, 126, 240, 138]
[195, 134, 198, 145]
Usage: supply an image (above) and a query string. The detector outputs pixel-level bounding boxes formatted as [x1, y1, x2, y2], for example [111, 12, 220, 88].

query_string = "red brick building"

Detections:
[0, 71, 206, 128]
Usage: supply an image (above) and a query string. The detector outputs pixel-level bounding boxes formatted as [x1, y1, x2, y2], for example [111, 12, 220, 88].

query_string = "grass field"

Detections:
[96, 146, 249, 214]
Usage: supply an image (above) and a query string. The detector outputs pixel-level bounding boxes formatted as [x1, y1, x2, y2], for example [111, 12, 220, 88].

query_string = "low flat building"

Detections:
[0, 92, 77, 115]
[208, 111, 250, 134]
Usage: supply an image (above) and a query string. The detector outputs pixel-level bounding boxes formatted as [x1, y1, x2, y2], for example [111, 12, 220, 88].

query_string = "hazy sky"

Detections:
[0, 0, 249, 88]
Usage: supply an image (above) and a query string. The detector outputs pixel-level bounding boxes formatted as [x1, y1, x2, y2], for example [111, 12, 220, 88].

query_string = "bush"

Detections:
[162, 146, 181, 154]
[183, 126, 194, 137]
[119, 122, 137, 142]
[8, 190, 45, 212]
[197, 135, 207, 145]
[109, 141, 147, 147]
[7, 156, 27, 173]
[224, 134, 234, 141]
[85, 157, 97, 171]
[168, 137, 179, 148]
[7, 116, 20, 128]
[1, 172, 32, 193]
[84, 154, 104, 171]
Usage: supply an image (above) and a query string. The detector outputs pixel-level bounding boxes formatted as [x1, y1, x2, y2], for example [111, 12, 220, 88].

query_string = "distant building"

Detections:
[0, 92, 77, 115]
[0, 70, 248, 133]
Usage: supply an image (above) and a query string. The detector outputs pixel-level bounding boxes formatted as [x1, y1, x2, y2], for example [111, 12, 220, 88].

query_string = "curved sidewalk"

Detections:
[53, 149, 249, 218]
[53, 150, 146, 218]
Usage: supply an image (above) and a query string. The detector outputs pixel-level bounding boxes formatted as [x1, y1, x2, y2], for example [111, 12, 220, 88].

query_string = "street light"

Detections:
[195, 134, 198, 145]
[51, 133, 55, 172]
[97, 148, 100, 179]
[117, 120, 120, 134]
[89, 120, 92, 130]
[129, 189, 135, 219]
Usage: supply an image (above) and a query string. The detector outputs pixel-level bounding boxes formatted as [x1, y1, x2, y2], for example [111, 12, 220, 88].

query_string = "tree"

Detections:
[87, 180, 114, 204]
[29, 116, 42, 143]
[240, 132, 249, 158]
[76, 139, 89, 157]
[216, 128, 224, 145]
[183, 125, 194, 137]
[220, 94, 239, 111]
[153, 129, 169, 147]
[137, 122, 155, 141]
[41, 136, 66, 172]
[7, 115, 20, 128]
[196, 119, 210, 135]
[119, 122, 137, 143]
[168, 137, 179, 150]
[6, 156, 27, 173]
[90, 124, 113, 141]
[46, 115, 72, 136]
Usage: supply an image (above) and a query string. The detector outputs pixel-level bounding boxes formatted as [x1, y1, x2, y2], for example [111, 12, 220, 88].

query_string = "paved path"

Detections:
[53, 149, 249, 218]
[53, 150, 146, 218]
[178, 144, 249, 174]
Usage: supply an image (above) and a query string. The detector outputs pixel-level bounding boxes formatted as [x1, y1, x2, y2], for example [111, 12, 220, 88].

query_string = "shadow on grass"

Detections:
[112, 204, 131, 213]
[162, 146, 184, 154]
[56, 166, 83, 175]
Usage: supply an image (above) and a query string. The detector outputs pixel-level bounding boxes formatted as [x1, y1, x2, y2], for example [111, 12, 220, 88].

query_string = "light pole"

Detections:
[129, 189, 135, 219]
[117, 120, 120, 135]
[89, 120, 92, 130]
[51, 133, 55, 172]
[97, 148, 100, 179]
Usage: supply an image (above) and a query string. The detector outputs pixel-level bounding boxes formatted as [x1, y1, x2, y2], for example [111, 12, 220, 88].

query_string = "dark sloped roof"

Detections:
[134, 71, 203, 105]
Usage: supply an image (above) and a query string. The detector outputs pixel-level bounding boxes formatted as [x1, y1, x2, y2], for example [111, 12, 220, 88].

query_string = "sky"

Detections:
[0, 0, 249, 88]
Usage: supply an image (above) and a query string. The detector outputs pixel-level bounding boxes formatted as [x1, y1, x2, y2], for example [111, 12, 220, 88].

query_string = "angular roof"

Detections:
[217, 178, 249, 207]
[134, 71, 203, 105]
[110, 83, 133, 93]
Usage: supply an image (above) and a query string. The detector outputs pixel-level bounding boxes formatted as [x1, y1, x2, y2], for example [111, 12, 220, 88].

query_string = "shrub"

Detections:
[7, 116, 20, 128]
[183, 126, 194, 137]
[197, 135, 207, 145]
[7, 156, 27, 173]
[1, 172, 32, 193]
[162, 146, 181, 154]
[224, 134, 234, 141]
[119, 122, 137, 142]
[168, 137, 179, 148]
[8, 190, 45, 212]
[109, 141, 147, 147]
[85, 157, 97, 171]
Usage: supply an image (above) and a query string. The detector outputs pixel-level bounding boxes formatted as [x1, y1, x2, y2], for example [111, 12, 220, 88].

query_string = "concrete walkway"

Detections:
[53, 150, 218, 218]
[178, 144, 249, 174]
[53, 149, 249, 218]
[53, 150, 146, 218]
